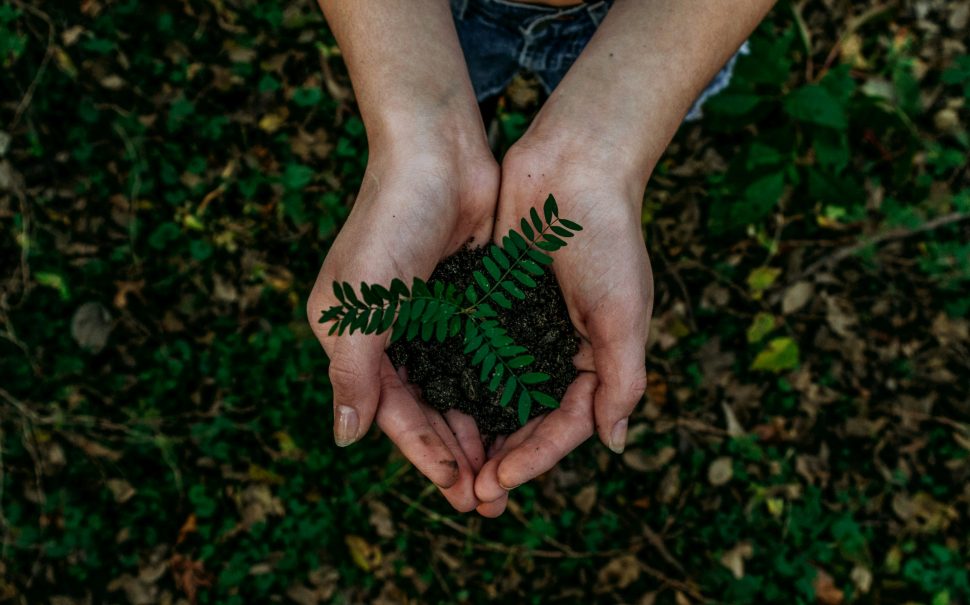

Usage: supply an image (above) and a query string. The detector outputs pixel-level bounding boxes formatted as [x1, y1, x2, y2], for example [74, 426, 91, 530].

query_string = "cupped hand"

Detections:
[473, 140, 654, 517]
[307, 136, 498, 512]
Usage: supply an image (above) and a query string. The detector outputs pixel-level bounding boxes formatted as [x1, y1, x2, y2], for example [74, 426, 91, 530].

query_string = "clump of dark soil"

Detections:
[387, 246, 578, 435]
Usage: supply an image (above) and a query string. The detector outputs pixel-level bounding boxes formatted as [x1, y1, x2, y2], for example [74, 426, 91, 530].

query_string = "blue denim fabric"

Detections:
[450, 0, 748, 121]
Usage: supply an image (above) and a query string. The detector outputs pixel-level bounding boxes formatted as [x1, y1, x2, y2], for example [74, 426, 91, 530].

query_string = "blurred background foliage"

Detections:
[0, 0, 967, 603]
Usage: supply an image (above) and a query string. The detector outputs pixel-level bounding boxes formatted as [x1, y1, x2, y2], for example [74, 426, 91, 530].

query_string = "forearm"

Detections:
[526, 0, 775, 184]
[318, 0, 484, 150]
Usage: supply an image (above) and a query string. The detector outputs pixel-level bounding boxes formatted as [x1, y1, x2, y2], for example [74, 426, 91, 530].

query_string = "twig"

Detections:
[112, 122, 142, 265]
[794, 212, 970, 282]
[389, 489, 637, 560]
[651, 225, 696, 330]
[790, 1, 813, 82]
[7, 0, 56, 130]
[818, 2, 897, 77]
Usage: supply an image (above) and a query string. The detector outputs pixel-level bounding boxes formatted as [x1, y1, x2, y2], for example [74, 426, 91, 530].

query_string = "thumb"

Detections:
[308, 284, 383, 447]
[325, 334, 383, 447]
[589, 313, 648, 454]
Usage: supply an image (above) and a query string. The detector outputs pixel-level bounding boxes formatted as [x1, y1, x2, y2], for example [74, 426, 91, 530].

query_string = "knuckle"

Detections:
[625, 371, 649, 403]
[328, 359, 364, 392]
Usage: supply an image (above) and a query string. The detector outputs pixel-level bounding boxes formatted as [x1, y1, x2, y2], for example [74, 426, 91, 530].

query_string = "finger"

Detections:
[588, 312, 648, 454]
[375, 359, 461, 489]
[476, 492, 509, 518]
[487, 435, 507, 459]
[474, 416, 544, 503]
[494, 372, 597, 491]
[423, 405, 479, 512]
[445, 410, 486, 473]
[308, 281, 385, 448]
[326, 334, 384, 447]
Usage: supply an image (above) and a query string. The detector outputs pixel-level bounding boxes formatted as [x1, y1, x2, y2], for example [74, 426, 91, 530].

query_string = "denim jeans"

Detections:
[450, 0, 748, 121]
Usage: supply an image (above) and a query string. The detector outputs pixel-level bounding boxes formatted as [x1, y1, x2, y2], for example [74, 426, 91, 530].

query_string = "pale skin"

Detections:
[308, 0, 776, 516]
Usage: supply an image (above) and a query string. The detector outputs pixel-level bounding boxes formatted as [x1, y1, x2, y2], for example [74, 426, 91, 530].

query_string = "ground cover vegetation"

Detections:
[0, 0, 967, 603]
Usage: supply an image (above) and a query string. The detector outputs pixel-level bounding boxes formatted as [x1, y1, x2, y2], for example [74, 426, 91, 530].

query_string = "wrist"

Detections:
[364, 85, 488, 157]
[522, 101, 658, 192]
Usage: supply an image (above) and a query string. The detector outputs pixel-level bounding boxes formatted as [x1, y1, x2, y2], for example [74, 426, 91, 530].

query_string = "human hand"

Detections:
[473, 136, 654, 517]
[307, 131, 498, 512]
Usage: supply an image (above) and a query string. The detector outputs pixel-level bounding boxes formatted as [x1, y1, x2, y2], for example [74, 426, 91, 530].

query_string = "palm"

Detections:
[473, 152, 653, 516]
[308, 151, 498, 511]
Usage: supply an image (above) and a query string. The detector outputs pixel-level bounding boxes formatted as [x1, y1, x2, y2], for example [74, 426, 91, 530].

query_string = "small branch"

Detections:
[795, 212, 970, 281]
[818, 2, 897, 76]
[7, 0, 56, 130]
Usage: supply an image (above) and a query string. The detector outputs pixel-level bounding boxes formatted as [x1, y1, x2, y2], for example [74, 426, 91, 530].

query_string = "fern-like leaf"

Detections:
[319, 194, 581, 426]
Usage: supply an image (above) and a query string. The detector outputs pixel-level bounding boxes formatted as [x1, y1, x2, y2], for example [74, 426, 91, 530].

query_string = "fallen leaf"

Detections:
[708, 457, 734, 486]
[70, 301, 113, 352]
[824, 296, 857, 337]
[722, 402, 746, 437]
[751, 337, 800, 372]
[258, 108, 289, 133]
[624, 446, 676, 473]
[720, 542, 753, 579]
[170, 555, 213, 604]
[747, 266, 781, 299]
[813, 568, 844, 605]
[746, 312, 776, 343]
[638, 592, 658, 605]
[573, 484, 597, 514]
[368, 500, 395, 539]
[782, 281, 814, 314]
[658, 465, 681, 503]
[597, 554, 640, 590]
[850, 565, 872, 594]
[100, 74, 125, 90]
[176, 514, 197, 545]
[345, 535, 381, 572]
[106, 479, 136, 503]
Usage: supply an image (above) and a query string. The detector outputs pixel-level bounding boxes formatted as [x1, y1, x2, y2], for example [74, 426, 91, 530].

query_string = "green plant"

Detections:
[319, 194, 582, 425]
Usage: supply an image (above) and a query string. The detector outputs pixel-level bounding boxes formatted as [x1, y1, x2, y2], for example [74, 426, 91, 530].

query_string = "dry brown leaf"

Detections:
[368, 500, 395, 539]
[176, 514, 197, 545]
[708, 457, 734, 486]
[624, 446, 676, 473]
[850, 565, 872, 594]
[71, 302, 113, 353]
[65, 433, 122, 461]
[638, 592, 658, 605]
[596, 554, 640, 590]
[658, 465, 681, 504]
[720, 542, 753, 579]
[573, 484, 598, 514]
[106, 479, 136, 504]
[812, 568, 844, 605]
[722, 402, 746, 437]
[782, 281, 814, 314]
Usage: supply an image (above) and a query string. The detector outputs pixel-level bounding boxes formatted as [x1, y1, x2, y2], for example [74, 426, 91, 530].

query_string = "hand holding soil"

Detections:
[307, 141, 499, 513]
[472, 142, 654, 517]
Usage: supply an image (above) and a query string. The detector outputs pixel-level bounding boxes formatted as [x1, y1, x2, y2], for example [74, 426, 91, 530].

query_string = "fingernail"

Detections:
[334, 405, 359, 447]
[609, 417, 628, 454]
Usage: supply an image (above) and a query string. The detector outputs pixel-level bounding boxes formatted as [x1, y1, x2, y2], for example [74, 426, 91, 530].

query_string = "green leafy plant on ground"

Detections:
[320, 195, 582, 425]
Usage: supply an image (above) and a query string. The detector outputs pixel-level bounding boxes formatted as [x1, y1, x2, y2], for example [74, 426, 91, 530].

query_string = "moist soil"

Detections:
[387, 246, 578, 435]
